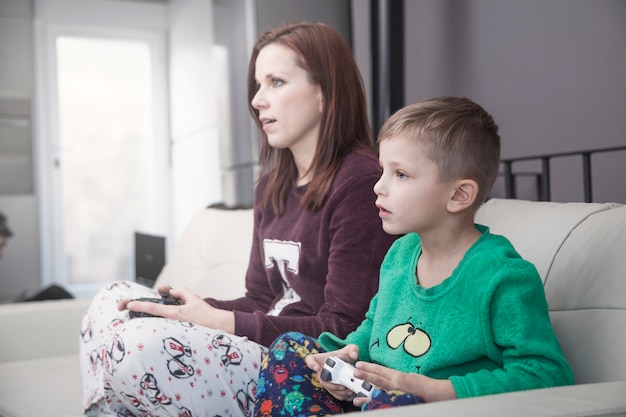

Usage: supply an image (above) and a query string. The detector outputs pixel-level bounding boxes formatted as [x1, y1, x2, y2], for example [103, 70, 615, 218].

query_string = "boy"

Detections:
[253, 97, 574, 415]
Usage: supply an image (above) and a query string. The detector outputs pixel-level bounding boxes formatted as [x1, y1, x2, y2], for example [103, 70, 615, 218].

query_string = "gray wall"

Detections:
[401, 0, 626, 203]
[0, 1, 40, 301]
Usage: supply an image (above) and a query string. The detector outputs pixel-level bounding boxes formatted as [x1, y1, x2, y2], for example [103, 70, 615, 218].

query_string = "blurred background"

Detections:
[0, 0, 624, 301]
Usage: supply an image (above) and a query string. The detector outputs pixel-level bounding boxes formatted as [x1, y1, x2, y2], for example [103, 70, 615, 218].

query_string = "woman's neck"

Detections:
[290, 146, 315, 186]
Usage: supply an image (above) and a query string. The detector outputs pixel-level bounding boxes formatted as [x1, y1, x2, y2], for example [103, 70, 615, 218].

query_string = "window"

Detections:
[35, 4, 170, 296]
[55, 36, 163, 286]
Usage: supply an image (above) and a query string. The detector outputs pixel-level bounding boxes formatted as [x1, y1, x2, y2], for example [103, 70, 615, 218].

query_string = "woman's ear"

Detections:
[448, 179, 479, 213]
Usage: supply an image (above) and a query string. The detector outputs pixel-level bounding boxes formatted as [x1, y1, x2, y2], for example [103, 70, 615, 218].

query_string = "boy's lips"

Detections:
[376, 204, 391, 217]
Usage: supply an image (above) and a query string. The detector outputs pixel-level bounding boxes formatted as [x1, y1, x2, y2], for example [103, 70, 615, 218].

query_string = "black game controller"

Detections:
[128, 293, 182, 319]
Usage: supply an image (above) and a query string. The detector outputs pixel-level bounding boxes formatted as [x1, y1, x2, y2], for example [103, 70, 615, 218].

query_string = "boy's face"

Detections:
[374, 135, 455, 236]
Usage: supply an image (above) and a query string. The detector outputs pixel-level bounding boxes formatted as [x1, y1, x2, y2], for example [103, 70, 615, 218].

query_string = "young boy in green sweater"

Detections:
[252, 97, 574, 415]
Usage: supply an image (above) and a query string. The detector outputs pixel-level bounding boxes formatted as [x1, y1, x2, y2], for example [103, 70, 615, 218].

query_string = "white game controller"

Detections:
[319, 356, 376, 398]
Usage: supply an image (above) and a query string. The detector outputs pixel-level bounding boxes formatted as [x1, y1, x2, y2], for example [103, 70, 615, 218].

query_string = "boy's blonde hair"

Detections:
[378, 96, 501, 206]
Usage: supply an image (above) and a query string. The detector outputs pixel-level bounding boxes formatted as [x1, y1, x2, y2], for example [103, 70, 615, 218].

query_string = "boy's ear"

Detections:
[448, 179, 479, 213]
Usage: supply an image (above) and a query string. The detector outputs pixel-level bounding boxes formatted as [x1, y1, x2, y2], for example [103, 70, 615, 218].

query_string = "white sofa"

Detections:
[1, 199, 625, 417]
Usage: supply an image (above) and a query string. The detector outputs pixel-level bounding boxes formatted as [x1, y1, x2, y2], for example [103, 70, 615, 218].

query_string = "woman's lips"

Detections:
[259, 117, 276, 131]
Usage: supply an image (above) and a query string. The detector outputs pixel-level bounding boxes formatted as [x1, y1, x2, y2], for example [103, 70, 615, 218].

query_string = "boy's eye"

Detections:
[396, 171, 408, 180]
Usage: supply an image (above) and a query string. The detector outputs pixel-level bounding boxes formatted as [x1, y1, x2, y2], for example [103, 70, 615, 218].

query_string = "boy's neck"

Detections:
[416, 220, 481, 289]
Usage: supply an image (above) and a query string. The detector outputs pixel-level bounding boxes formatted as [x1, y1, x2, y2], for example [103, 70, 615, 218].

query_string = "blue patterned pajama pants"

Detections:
[253, 332, 425, 416]
[80, 281, 267, 417]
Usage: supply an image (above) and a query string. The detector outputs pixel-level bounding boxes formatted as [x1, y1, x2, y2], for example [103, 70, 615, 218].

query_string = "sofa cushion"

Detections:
[545, 205, 626, 310]
[0, 354, 83, 417]
[544, 205, 626, 384]
[0, 298, 91, 363]
[154, 208, 253, 299]
[475, 199, 617, 282]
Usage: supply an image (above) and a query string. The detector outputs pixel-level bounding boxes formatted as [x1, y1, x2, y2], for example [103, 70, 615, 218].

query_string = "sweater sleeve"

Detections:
[317, 292, 378, 361]
[450, 260, 575, 397]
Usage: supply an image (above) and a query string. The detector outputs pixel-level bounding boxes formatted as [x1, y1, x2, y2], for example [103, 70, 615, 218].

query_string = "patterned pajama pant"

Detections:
[253, 332, 425, 416]
[80, 281, 267, 417]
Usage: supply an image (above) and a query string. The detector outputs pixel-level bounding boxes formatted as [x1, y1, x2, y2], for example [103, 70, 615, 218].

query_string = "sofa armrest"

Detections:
[0, 298, 91, 363]
[364, 381, 626, 417]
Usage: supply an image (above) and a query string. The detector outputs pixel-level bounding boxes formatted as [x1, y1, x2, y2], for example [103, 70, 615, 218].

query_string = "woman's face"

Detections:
[251, 43, 323, 157]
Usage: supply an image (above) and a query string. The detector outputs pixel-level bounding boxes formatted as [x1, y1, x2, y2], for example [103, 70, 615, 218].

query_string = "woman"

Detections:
[80, 21, 395, 417]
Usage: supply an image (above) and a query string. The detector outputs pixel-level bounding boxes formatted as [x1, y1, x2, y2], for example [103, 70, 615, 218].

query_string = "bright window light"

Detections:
[56, 36, 157, 285]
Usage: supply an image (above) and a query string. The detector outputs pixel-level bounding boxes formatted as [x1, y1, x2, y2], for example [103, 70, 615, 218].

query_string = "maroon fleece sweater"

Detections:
[205, 152, 396, 347]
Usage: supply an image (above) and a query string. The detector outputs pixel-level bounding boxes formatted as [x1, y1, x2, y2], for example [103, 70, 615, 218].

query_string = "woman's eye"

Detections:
[272, 78, 284, 87]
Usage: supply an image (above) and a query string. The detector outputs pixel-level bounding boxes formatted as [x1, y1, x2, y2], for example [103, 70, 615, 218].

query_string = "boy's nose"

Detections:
[373, 177, 384, 195]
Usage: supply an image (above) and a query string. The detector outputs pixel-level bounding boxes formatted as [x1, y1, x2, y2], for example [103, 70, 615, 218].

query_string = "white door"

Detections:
[37, 25, 171, 297]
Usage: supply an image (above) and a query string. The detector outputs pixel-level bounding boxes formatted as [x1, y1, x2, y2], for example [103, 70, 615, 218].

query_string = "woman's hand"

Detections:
[350, 362, 457, 406]
[304, 345, 361, 402]
[118, 285, 235, 333]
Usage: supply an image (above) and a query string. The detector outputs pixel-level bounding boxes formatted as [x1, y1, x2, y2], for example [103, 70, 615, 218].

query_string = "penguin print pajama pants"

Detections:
[79, 281, 267, 417]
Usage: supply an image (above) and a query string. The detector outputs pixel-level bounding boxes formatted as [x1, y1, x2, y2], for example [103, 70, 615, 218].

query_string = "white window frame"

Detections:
[33, 0, 171, 297]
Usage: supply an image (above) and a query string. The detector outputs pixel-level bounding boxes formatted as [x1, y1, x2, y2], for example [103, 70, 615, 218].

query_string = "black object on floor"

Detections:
[20, 284, 74, 302]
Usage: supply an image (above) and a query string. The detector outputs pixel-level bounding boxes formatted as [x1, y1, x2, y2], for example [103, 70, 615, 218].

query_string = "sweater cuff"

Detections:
[449, 375, 468, 399]
[232, 310, 258, 342]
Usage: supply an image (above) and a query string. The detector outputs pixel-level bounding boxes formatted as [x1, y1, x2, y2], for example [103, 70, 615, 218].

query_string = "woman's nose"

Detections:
[251, 88, 266, 109]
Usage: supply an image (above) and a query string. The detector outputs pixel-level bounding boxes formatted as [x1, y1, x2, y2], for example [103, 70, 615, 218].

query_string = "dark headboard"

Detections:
[498, 146, 626, 203]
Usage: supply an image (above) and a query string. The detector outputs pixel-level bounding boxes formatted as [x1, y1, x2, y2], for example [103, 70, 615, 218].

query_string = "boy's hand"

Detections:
[351, 362, 457, 405]
[305, 345, 361, 402]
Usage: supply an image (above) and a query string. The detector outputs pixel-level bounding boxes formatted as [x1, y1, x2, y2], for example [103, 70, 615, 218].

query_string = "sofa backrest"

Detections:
[475, 199, 626, 384]
[154, 207, 253, 299]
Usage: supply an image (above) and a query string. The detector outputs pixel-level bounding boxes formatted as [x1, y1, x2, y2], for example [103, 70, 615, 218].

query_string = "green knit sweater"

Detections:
[318, 225, 574, 398]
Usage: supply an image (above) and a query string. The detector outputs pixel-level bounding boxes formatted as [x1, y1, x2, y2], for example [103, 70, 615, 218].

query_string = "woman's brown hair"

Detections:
[247, 21, 373, 215]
